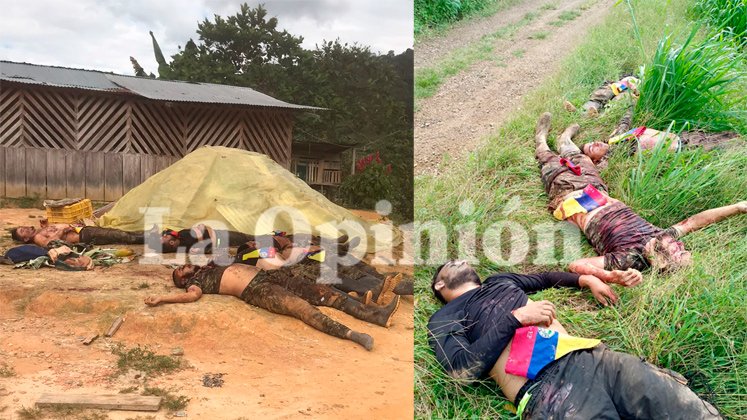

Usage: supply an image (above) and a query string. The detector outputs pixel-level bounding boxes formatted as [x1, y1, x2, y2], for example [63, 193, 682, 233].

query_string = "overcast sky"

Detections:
[0, 0, 413, 75]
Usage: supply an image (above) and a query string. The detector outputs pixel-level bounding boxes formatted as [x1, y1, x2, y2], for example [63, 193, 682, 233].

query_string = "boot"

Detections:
[338, 295, 401, 328]
[347, 290, 373, 305]
[374, 273, 404, 305]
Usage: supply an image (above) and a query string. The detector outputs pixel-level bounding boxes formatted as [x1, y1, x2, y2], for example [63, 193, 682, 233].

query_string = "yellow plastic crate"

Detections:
[45, 199, 94, 224]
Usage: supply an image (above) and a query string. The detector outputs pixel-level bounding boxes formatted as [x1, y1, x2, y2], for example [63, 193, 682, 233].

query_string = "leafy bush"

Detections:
[337, 158, 395, 211]
[415, 0, 494, 33]
[634, 28, 747, 133]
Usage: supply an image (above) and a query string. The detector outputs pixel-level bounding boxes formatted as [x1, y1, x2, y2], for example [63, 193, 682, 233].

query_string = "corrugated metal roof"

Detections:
[0, 61, 320, 110]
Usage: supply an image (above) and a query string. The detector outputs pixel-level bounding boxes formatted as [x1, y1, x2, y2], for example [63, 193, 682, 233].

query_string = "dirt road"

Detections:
[0, 209, 413, 419]
[415, 0, 613, 175]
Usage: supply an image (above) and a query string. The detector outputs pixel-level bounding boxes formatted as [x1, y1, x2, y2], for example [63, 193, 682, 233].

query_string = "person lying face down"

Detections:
[533, 112, 747, 280]
[427, 261, 721, 419]
[144, 261, 401, 351]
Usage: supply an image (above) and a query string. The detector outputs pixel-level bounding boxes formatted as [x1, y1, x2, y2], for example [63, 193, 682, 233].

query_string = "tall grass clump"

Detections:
[606, 139, 747, 227]
[691, 0, 747, 47]
[634, 28, 747, 134]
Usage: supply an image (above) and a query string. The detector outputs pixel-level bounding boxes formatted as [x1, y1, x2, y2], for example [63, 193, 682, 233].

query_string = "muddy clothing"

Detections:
[537, 150, 608, 211]
[185, 264, 229, 294]
[517, 344, 721, 419]
[3, 245, 48, 263]
[583, 83, 616, 113]
[428, 272, 580, 382]
[79, 226, 144, 245]
[189, 264, 393, 342]
[584, 202, 680, 271]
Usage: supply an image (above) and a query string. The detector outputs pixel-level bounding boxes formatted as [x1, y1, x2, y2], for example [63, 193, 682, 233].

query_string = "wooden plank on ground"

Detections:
[122, 153, 140, 193]
[0, 147, 5, 197]
[36, 393, 161, 411]
[26, 148, 47, 198]
[46, 149, 67, 199]
[140, 155, 156, 183]
[85, 152, 104, 200]
[5, 147, 26, 197]
[104, 153, 123, 201]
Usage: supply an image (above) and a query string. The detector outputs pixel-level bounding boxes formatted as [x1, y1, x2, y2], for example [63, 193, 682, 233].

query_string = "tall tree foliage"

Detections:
[146, 3, 413, 220]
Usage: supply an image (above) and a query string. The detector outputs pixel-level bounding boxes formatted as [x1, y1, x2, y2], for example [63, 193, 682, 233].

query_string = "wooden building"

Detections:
[0, 61, 317, 201]
[291, 141, 351, 191]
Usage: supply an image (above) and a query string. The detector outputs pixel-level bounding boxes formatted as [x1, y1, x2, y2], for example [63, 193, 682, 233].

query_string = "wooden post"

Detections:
[66, 150, 86, 198]
[85, 152, 104, 201]
[0, 147, 5, 197]
[36, 394, 161, 411]
[351, 148, 356, 175]
[104, 153, 123, 201]
[122, 153, 141, 194]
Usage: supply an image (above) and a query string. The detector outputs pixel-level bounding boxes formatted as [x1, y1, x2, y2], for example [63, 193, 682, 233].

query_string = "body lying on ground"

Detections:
[144, 262, 401, 351]
[427, 261, 721, 419]
[10, 222, 144, 248]
[235, 234, 413, 305]
[534, 112, 747, 278]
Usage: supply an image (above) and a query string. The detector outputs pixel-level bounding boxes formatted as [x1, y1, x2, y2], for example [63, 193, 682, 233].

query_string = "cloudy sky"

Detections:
[0, 0, 413, 75]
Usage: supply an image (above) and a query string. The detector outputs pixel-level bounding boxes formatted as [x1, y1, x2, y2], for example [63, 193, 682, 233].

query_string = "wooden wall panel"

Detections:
[77, 96, 128, 152]
[242, 109, 293, 167]
[4, 147, 25, 197]
[130, 101, 185, 157]
[85, 152, 105, 200]
[0, 86, 25, 147]
[25, 148, 47, 197]
[104, 153, 123, 201]
[46, 149, 67, 199]
[66, 151, 86, 198]
[122, 153, 141, 192]
[22, 89, 76, 149]
[140, 155, 157, 183]
[185, 107, 243, 153]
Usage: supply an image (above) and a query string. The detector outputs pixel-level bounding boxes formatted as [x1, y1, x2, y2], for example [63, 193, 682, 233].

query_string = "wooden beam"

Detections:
[0, 147, 5, 197]
[122, 153, 141, 193]
[36, 393, 161, 411]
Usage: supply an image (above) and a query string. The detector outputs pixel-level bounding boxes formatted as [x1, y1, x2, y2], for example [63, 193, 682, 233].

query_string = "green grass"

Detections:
[512, 48, 526, 58]
[111, 344, 182, 376]
[414, 0, 747, 417]
[416, 12, 540, 99]
[529, 30, 550, 40]
[142, 386, 190, 411]
[691, 0, 747, 47]
[416, 0, 526, 37]
[550, 9, 582, 26]
[634, 27, 747, 133]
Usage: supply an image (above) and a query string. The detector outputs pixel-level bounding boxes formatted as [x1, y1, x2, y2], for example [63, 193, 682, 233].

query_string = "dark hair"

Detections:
[647, 231, 683, 272]
[161, 237, 179, 254]
[431, 262, 482, 305]
[431, 264, 447, 304]
[172, 268, 181, 287]
[10, 227, 26, 243]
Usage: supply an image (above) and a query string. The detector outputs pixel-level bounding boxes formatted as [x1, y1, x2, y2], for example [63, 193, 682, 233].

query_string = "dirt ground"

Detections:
[0, 208, 413, 419]
[415, 0, 613, 174]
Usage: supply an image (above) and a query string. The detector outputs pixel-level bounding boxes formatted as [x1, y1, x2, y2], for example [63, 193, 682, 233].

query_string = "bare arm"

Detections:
[144, 285, 203, 306]
[672, 201, 747, 237]
[569, 257, 642, 287]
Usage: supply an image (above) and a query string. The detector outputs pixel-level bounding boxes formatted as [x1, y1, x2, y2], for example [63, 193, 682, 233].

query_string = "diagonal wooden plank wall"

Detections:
[0, 83, 295, 199]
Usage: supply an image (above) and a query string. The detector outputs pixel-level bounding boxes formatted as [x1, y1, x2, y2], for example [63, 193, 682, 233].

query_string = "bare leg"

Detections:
[557, 123, 581, 155]
[535, 112, 553, 157]
[673, 201, 747, 236]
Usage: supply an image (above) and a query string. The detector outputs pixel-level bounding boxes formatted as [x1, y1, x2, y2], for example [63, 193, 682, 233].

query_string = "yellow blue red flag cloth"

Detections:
[241, 247, 277, 261]
[506, 326, 601, 379]
[553, 184, 607, 220]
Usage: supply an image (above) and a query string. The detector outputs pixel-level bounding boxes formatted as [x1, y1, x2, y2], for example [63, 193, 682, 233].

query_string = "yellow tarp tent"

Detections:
[98, 146, 400, 251]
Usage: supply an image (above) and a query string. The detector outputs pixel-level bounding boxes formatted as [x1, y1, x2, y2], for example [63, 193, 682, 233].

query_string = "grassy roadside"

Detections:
[415, 0, 528, 39]
[414, 0, 747, 418]
[416, 11, 541, 100]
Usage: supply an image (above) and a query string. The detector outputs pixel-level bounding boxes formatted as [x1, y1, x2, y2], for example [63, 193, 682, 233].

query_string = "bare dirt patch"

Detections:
[0, 208, 413, 419]
[415, 0, 613, 175]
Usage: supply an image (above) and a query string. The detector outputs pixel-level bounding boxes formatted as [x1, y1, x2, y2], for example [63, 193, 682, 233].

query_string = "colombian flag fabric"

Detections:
[552, 184, 608, 220]
[505, 326, 600, 379]
[241, 247, 277, 261]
